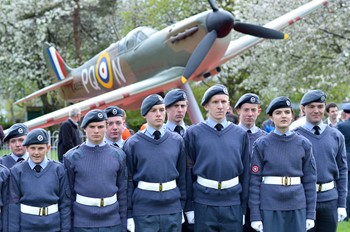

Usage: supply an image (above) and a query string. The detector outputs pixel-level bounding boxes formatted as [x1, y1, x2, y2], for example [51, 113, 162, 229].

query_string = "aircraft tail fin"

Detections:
[43, 42, 72, 81]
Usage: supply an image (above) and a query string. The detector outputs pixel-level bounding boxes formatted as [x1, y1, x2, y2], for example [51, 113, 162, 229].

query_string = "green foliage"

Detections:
[0, 0, 349, 126]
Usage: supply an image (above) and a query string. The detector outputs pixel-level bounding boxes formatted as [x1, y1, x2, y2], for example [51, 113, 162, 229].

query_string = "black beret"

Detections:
[81, 109, 107, 128]
[234, 93, 260, 109]
[3, 123, 28, 143]
[342, 103, 350, 113]
[104, 106, 125, 118]
[300, 90, 326, 106]
[164, 89, 187, 107]
[266, 96, 292, 115]
[141, 94, 164, 116]
[22, 128, 49, 146]
[201, 84, 229, 106]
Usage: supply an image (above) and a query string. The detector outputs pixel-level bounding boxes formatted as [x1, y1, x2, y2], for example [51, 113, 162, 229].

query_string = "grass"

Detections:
[338, 221, 350, 231]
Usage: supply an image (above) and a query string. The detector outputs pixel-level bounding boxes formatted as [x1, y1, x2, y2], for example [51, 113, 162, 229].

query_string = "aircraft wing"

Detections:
[15, 77, 74, 105]
[218, 0, 329, 67]
[18, 67, 184, 130]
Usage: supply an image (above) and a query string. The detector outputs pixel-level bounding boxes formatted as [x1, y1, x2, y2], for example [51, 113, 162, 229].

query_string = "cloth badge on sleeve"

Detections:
[252, 165, 259, 173]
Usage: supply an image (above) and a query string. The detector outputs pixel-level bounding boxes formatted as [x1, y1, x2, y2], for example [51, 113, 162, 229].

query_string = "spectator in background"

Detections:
[325, 102, 339, 127]
[261, 118, 275, 133]
[0, 125, 4, 146]
[57, 107, 82, 163]
[226, 105, 239, 124]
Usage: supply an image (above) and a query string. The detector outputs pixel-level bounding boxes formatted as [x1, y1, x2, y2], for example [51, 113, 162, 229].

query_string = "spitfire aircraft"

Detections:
[15, 0, 330, 130]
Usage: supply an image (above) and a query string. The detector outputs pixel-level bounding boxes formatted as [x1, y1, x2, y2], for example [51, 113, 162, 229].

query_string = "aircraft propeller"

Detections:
[181, 0, 288, 83]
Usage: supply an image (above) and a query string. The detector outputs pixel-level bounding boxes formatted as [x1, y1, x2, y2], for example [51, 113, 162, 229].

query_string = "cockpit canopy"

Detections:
[119, 26, 158, 52]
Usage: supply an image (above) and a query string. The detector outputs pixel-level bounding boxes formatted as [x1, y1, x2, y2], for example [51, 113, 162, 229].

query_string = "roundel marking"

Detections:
[95, 51, 113, 89]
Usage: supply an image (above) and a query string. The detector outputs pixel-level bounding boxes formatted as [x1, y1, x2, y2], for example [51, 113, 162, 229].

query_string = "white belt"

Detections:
[197, 176, 239, 190]
[76, 193, 117, 207]
[138, 180, 176, 192]
[317, 181, 335, 192]
[263, 176, 301, 186]
[20, 203, 58, 216]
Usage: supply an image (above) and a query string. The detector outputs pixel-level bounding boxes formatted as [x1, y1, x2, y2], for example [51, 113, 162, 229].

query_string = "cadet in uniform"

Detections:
[184, 84, 250, 232]
[234, 93, 266, 232]
[164, 89, 189, 136]
[294, 90, 348, 232]
[249, 96, 317, 232]
[104, 106, 126, 148]
[164, 89, 191, 232]
[1, 123, 29, 168]
[64, 109, 127, 232]
[336, 103, 350, 220]
[9, 128, 71, 232]
[235, 93, 267, 156]
[0, 164, 9, 232]
[123, 94, 186, 232]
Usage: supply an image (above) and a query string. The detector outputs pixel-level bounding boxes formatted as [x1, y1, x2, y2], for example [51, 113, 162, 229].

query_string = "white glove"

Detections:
[127, 218, 135, 232]
[185, 211, 195, 224]
[182, 211, 185, 224]
[243, 215, 245, 225]
[251, 221, 263, 232]
[338, 207, 347, 222]
[306, 219, 315, 230]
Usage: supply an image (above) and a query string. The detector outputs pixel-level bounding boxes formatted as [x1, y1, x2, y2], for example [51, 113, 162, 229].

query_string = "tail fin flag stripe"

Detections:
[47, 47, 67, 81]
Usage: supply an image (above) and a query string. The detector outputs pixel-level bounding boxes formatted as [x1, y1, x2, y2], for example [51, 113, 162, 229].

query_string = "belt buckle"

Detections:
[317, 184, 323, 192]
[282, 177, 291, 186]
[159, 183, 163, 192]
[218, 181, 222, 190]
[39, 207, 48, 216]
[100, 198, 104, 207]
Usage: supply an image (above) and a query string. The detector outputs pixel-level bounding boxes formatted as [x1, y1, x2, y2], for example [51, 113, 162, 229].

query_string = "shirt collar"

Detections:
[303, 120, 326, 133]
[238, 123, 258, 133]
[206, 117, 230, 129]
[104, 137, 124, 146]
[28, 156, 48, 170]
[145, 125, 166, 138]
[273, 129, 292, 136]
[85, 140, 106, 147]
[11, 152, 29, 162]
[165, 120, 186, 131]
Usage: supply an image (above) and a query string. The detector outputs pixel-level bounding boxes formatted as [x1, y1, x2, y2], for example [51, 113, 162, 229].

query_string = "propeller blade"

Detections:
[181, 30, 217, 83]
[233, 22, 288, 40]
[208, 0, 219, 12]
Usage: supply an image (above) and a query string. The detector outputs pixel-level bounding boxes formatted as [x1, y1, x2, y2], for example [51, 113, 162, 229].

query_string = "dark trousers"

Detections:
[243, 207, 255, 232]
[73, 225, 121, 232]
[347, 171, 350, 221]
[262, 209, 305, 232]
[194, 202, 242, 232]
[134, 212, 182, 232]
[309, 199, 338, 232]
[182, 216, 194, 232]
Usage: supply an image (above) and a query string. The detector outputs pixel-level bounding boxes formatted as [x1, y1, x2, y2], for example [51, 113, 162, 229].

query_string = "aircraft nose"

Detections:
[206, 10, 234, 38]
